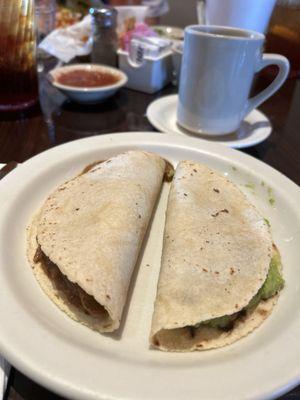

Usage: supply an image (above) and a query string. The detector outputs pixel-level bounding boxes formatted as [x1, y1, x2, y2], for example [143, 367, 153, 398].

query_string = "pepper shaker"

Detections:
[89, 5, 118, 67]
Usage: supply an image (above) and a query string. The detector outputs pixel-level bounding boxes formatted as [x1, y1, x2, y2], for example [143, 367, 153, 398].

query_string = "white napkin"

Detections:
[0, 163, 11, 398]
[39, 15, 92, 63]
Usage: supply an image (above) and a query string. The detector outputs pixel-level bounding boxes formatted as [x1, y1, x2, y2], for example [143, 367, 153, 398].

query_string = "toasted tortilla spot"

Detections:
[258, 309, 268, 317]
[80, 160, 104, 175]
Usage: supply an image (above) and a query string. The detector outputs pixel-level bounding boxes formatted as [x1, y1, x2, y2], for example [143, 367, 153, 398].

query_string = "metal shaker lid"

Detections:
[89, 6, 117, 28]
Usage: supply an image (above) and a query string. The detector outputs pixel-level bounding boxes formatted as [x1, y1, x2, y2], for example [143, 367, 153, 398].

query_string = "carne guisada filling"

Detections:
[192, 249, 284, 332]
[34, 245, 107, 318]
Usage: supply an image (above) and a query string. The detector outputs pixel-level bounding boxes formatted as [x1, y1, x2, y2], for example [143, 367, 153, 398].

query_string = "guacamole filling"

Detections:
[196, 252, 284, 332]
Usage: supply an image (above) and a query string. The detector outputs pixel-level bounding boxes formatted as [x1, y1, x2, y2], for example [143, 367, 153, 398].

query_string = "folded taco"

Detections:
[27, 151, 169, 333]
[150, 161, 284, 351]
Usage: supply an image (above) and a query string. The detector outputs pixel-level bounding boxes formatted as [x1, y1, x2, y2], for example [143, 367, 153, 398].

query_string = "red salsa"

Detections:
[57, 69, 120, 88]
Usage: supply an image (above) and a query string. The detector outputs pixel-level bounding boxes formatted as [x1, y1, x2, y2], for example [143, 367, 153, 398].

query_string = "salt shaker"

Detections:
[89, 6, 118, 67]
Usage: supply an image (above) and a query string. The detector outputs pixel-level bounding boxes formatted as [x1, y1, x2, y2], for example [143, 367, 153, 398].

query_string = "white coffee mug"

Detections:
[177, 25, 290, 135]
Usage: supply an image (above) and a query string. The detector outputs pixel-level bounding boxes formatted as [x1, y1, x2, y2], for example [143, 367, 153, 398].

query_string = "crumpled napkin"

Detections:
[38, 6, 150, 64]
[0, 357, 10, 398]
[39, 15, 92, 63]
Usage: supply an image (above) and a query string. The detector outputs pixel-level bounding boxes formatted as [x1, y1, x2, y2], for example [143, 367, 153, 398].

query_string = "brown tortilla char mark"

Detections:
[212, 209, 229, 218]
[80, 160, 104, 175]
[34, 245, 106, 318]
[258, 309, 268, 317]
[230, 267, 235, 275]
[213, 188, 220, 193]
[163, 159, 175, 182]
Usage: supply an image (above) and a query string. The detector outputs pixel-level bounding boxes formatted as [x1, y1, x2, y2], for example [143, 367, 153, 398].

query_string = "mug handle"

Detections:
[244, 54, 290, 116]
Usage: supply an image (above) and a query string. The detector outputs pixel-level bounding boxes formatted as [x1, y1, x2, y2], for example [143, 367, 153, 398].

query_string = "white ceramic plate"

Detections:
[0, 132, 299, 400]
[147, 95, 272, 149]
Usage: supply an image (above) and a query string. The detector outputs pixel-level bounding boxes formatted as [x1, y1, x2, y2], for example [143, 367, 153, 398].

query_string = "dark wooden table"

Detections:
[1, 66, 300, 399]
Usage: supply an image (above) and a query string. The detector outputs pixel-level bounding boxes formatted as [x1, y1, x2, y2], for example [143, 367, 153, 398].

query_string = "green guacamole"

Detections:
[202, 254, 284, 330]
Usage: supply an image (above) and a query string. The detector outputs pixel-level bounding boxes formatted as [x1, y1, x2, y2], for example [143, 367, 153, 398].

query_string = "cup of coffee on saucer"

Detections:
[177, 25, 290, 136]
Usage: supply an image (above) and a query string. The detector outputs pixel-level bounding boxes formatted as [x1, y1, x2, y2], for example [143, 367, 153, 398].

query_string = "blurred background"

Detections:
[56, 0, 197, 27]
[54, 0, 300, 77]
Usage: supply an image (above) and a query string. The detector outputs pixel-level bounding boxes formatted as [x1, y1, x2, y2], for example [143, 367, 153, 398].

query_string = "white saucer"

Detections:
[147, 95, 272, 149]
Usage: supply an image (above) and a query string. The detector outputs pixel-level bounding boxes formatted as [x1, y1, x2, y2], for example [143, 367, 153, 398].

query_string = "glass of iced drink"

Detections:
[0, 0, 39, 111]
[266, 0, 300, 78]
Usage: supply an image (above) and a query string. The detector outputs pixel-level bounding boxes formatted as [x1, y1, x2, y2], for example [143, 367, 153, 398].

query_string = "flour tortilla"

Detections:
[150, 161, 277, 351]
[27, 151, 167, 333]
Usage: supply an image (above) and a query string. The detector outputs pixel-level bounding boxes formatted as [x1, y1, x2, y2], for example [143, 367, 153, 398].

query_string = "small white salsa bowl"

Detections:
[49, 64, 128, 104]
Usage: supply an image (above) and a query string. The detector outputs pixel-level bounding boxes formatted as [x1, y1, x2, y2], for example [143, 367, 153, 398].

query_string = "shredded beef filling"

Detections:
[34, 245, 107, 318]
